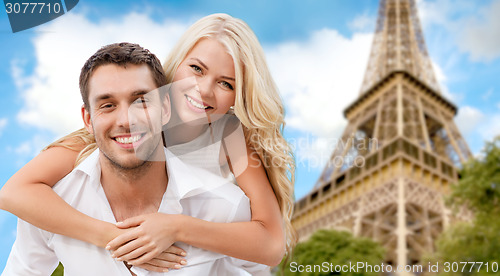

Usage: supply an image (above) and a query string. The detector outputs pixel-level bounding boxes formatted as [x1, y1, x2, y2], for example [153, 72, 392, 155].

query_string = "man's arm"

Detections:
[2, 219, 59, 276]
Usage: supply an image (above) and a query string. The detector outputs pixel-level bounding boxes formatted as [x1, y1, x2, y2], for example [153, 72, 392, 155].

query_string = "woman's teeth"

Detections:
[186, 95, 209, 109]
[115, 135, 142, 144]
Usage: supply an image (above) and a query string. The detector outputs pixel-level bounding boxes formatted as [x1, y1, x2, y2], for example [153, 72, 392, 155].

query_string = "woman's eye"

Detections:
[190, 65, 202, 74]
[220, 81, 234, 90]
[133, 97, 148, 104]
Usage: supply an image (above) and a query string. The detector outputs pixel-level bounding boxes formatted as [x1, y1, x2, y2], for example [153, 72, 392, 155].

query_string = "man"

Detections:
[2, 43, 257, 276]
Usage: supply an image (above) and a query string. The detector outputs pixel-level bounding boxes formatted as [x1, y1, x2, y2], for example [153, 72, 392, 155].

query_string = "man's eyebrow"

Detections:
[94, 93, 112, 103]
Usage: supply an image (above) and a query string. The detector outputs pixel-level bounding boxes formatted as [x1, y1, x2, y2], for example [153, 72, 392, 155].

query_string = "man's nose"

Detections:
[115, 105, 131, 128]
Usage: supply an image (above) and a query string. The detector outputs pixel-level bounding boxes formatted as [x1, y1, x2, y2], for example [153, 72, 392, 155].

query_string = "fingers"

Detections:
[154, 252, 187, 266]
[135, 264, 170, 273]
[106, 229, 139, 251]
[112, 239, 155, 262]
[116, 215, 145, 229]
[144, 253, 187, 269]
[164, 245, 187, 257]
[127, 250, 159, 266]
[132, 255, 188, 273]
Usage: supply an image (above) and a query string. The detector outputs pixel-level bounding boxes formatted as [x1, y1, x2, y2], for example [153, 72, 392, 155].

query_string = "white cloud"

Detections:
[14, 12, 190, 137]
[267, 29, 372, 139]
[458, 0, 500, 62]
[478, 113, 500, 141]
[13, 141, 32, 155]
[430, 60, 456, 102]
[417, 0, 474, 29]
[265, 29, 372, 169]
[348, 13, 375, 32]
[418, 0, 500, 62]
[0, 118, 7, 136]
[455, 106, 484, 136]
[6, 134, 55, 168]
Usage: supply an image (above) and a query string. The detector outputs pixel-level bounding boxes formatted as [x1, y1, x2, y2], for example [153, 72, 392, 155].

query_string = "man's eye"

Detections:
[190, 64, 202, 73]
[100, 103, 114, 109]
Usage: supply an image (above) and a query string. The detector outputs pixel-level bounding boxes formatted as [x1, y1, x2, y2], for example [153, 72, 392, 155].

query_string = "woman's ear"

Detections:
[81, 105, 94, 134]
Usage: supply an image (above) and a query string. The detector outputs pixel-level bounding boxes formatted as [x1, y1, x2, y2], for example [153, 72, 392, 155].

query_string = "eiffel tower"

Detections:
[292, 0, 471, 272]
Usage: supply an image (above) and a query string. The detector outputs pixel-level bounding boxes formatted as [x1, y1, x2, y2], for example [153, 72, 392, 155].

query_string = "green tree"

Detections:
[281, 229, 385, 275]
[429, 137, 500, 275]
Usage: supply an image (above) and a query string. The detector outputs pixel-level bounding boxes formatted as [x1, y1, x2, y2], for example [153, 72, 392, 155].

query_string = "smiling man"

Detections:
[2, 42, 175, 275]
[80, 44, 171, 223]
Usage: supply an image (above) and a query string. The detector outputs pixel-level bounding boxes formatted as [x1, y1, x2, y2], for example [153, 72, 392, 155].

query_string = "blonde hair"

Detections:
[47, 13, 297, 255]
[163, 13, 297, 254]
[44, 128, 97, 167]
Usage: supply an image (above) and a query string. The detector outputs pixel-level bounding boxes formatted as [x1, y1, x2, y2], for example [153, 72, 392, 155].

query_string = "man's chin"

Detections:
[113, 158, 149, 170]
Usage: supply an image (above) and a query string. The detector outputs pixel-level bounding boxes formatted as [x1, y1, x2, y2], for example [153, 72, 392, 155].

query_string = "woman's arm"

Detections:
[0, 145, 120, 247]
[180, 148, 285, 265]
[108, 144, 286, 266]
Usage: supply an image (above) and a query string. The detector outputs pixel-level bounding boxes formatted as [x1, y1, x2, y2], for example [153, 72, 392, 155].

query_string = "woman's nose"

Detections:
[197, 77, 214, 100]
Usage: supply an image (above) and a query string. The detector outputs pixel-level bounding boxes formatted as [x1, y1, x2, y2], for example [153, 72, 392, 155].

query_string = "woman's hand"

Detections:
[106, 213, 184, 266]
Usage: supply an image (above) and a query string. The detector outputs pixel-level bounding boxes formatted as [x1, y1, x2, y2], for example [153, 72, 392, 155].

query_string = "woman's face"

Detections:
[170, 38, 236, 125]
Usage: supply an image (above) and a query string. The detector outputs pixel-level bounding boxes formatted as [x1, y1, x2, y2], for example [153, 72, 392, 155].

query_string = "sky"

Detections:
[0, 0, 500, 270]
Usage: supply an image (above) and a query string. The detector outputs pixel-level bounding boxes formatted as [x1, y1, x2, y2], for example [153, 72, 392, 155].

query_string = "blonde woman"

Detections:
[0, 13, 295, 273]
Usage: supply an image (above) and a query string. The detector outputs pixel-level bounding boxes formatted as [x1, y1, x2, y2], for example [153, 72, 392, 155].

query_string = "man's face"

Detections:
[82, 63, 169, 170]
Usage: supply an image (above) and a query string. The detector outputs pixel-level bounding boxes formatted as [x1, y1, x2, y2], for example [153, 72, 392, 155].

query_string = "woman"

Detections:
[0, 13, 295, 273]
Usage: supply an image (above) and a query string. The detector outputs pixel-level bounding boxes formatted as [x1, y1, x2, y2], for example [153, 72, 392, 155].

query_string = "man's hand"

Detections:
[135, 246, 187, 272]
[106, 213, 186, 268]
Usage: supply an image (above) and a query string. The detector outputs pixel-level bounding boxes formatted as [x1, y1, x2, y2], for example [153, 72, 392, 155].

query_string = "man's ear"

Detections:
[82, 105, 94, 134]
[162, 93, 171, 125]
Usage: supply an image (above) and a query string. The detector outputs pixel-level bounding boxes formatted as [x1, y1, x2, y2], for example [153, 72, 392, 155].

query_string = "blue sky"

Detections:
[1, 0, 500, 270]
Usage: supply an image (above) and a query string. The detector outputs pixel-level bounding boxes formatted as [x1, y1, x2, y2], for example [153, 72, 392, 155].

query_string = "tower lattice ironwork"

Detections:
[292, 0, 471, 273]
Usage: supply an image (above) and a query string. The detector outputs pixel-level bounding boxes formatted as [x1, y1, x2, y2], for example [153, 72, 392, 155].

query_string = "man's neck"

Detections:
[99, 152, 168, 222]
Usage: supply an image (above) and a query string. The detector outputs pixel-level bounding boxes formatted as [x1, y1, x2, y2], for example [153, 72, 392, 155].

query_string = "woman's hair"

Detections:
[163, 13, 296, 254]
[47, 13, 297, 255]
[44, 128, 97, 167]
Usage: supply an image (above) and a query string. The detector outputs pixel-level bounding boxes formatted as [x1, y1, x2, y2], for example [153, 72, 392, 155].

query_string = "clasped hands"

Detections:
[106, 213, 187, 273]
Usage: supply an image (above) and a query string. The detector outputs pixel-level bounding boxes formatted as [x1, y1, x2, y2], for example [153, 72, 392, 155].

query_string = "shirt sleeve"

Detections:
[2, 219, 59, 276]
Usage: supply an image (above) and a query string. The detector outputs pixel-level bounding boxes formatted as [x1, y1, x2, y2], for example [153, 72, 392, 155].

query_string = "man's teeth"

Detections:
[187, 96, 209, 109]
[115, 135, 142, 144]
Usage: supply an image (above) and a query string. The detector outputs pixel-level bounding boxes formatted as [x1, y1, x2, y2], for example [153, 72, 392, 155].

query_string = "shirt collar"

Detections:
[72, 147, 226, 201]
[74, 149, 100, 177]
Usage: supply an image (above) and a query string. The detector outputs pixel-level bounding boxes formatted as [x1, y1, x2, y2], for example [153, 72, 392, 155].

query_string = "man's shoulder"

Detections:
[52, 149, 100, 195]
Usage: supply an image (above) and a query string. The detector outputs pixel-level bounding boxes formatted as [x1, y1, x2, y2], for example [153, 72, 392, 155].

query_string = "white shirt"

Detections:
[3, 149, 266, 276]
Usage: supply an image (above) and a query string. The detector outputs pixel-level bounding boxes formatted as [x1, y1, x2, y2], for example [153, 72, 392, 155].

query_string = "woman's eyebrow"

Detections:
[190, 58, 209, 70]
[221, 76, 235, 81]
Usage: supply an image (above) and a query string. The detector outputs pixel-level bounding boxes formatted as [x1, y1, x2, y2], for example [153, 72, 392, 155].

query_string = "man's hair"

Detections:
[79, 42, 167, 109]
